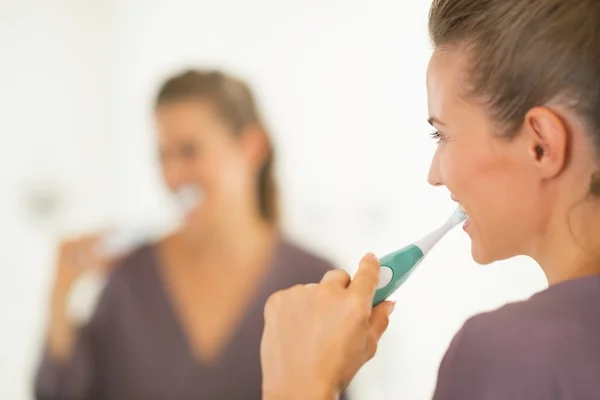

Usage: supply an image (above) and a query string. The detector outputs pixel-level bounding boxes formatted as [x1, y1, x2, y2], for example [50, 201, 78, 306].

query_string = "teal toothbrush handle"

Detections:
[372, 244, 424, 306]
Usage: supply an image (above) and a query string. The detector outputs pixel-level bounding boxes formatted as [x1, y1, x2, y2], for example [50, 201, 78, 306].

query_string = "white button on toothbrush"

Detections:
[377, 266, 394, 289]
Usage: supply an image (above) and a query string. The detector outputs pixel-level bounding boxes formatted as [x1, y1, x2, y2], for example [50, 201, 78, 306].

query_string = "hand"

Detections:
[48, 234, 112, 359]
[261, 253, 395, 400]
[52, 234, 111, 300]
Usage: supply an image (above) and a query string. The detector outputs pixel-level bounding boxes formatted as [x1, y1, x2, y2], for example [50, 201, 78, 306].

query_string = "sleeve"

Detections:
[34, 271, 118, 400]
[431, 315, 560, 400]
[339, 388, 350, 400]
[34, 324, 97, 400]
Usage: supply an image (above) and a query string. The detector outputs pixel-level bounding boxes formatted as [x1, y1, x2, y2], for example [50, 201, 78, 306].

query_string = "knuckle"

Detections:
[382, 315, 391, 331]
[320, 287, 339, 304]
[288, 284, 307, 297]
[366, 339, 379, 359]
[333, 269, 351, 280]
[265, 284, 305, 312]
[291, 283, 307, 291]
[322, 269, 336, 279]
[265, 290, 284, 312]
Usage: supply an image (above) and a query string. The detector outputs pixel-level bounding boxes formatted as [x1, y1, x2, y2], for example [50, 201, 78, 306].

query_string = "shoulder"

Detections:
[459, 300, 558, 345]
[432, 291, 593, 399]
[91, 243, 158, 321]
[273, 237, 338, 283]
[106, 243, 157, 284]
[454, 289, 593, 357]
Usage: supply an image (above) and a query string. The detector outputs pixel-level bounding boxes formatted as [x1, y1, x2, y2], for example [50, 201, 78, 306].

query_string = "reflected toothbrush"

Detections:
[66, 184, 203, 324]
[372, 205, 468, 306]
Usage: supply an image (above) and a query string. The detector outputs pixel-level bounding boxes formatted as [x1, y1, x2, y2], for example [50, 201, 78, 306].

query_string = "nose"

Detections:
[162, 156, 192, 191]
[427, 147, 443, 187]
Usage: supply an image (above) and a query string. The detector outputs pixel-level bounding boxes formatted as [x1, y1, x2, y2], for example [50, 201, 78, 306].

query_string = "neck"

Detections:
[177, 204, 276, 265]
[532, 196, 600, 285]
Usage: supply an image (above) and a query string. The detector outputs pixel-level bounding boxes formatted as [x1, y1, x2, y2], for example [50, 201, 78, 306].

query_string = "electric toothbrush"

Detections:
[372, 205, 468, 306]
[66, 184, 203, 324]
[66, 225, 169, 324]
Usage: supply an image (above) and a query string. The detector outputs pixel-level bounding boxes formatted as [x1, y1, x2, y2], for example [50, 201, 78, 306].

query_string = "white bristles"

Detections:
[174, 184, 203, 217]
[447, 204, 468, 226]
[413, 205, 468, 256]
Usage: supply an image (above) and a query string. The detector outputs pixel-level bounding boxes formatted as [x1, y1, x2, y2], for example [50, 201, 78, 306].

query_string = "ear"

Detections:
[240, 124, 269, 171]
[523, 106, 569, 179]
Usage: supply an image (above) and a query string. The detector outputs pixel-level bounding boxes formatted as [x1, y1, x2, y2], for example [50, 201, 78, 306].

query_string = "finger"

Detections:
[58, 240, 76, 265]
[79, 235, 116, 269]
[77, 235, 102, 256]
[369, 300, 395, 341]
[348, 253, 380, 299]
[320, 269, 351, 288]
[74, 238, 100, 267]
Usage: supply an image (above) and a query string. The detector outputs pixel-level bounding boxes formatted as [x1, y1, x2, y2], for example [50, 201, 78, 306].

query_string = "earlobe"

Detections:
[525, 107, 569, 178]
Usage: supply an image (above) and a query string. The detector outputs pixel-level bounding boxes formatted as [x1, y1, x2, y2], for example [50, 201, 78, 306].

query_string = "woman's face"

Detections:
[155, 99, 253, 228]
[426, 49, 548, 264]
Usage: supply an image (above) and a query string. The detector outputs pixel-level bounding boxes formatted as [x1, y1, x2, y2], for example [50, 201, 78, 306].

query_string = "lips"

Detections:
[175, 184, 204, 216]
[451, 194, 468, 218]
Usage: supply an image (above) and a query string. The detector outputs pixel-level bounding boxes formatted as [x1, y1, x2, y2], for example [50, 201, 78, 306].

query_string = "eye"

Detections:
[429, 130, 445, 145]
[180, 142, 199, 159]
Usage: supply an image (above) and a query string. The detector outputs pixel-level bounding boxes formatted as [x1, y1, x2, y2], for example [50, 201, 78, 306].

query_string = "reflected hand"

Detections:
[261, 253, 395, 400]
[53, 234, 111, 298]
[48, 234, 112, 360]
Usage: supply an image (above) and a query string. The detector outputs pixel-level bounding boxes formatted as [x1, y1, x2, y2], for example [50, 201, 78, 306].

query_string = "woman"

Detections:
[35, 69, 347, 399]
[260, 0, 600, 399]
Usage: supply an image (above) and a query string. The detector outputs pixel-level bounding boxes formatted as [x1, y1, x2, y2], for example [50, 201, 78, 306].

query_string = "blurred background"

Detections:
[0, 1, 548, 399]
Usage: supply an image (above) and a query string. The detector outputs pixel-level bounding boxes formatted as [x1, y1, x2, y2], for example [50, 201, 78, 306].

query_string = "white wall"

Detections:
[0, 1, 116, 399]
[0, 1, 548, 399]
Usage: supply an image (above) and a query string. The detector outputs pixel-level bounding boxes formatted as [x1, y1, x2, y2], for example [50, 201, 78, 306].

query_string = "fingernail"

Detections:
[388, 301, 396, 316]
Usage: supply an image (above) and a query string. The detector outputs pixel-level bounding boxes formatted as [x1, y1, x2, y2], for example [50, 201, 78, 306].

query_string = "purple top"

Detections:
[35, 237, 349, 400]
[433, 274, 600, 400]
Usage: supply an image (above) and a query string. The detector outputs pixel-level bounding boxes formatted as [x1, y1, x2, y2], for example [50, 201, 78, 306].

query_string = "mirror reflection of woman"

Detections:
[35, 69, 348, 400]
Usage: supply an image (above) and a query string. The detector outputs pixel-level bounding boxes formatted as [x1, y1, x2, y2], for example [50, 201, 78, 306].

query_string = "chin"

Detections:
[179, 212, 206, 232]
[182, 207, 207, 226]
[470, 241, 518, 265]
[470, 243, 500, 265]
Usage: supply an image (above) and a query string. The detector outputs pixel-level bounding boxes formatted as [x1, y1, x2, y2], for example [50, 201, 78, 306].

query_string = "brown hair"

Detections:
[429, 0, 600, 194]
[156, 69, 278, 222]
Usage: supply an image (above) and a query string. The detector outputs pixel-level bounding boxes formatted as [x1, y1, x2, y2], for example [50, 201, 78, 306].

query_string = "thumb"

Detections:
[369, 301, 395, 341]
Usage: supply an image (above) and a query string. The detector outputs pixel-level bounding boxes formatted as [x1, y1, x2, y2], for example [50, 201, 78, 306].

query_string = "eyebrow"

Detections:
[427, 117, 446, 127]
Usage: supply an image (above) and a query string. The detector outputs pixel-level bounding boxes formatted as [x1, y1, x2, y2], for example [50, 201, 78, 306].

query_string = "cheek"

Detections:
[441, 144, 520, 205]
[441, 144, 538, 253]
[441, 146, 510, 224]
[438, 145, 477, 197]
[201, 150, 248, 193]
[194, 155, 220, 180]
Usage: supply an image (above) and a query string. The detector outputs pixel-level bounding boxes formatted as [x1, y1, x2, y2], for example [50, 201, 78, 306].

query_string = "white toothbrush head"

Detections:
[447, 204, 468, 227]
[94, 226, 152, 258]
[174, 184, 204, 217]
[413, 204, 468, 255]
